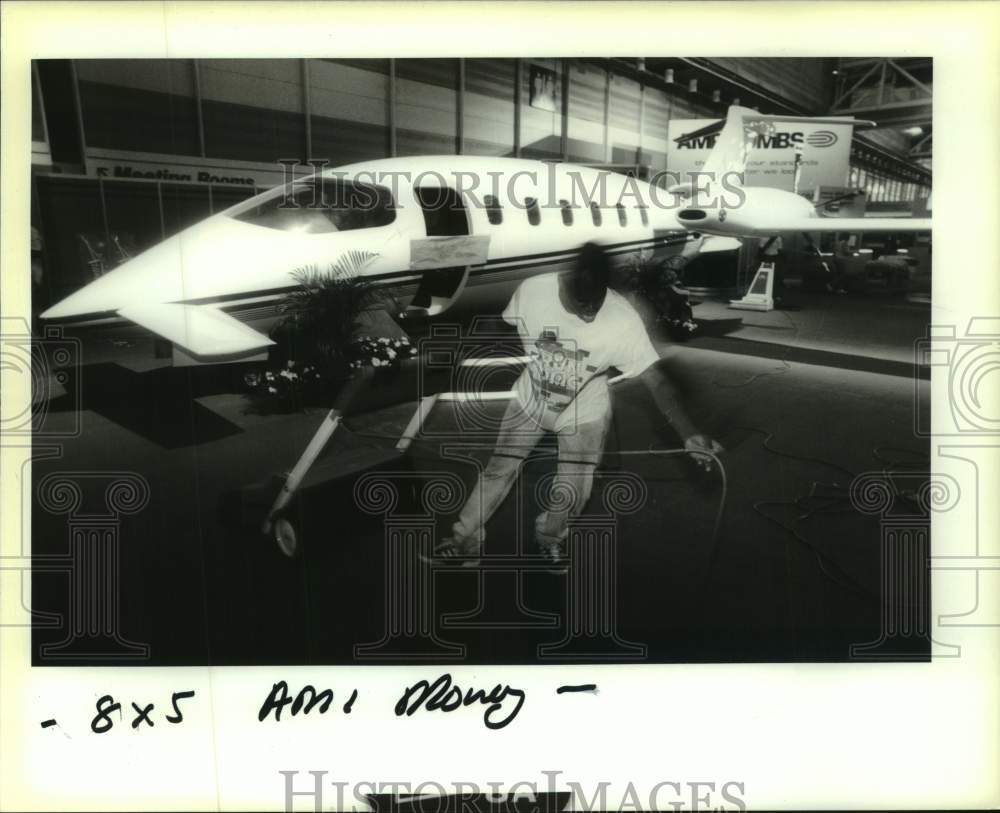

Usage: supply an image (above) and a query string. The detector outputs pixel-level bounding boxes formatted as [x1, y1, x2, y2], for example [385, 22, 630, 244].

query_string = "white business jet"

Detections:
[41, 155, 738, 361]
[671, 105, 932, 237]
[40, 106, 928, 360]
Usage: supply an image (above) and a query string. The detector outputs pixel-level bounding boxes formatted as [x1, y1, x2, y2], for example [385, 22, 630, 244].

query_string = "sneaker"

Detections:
[537, 537, 569, 575]
[418, 536, 480, 567]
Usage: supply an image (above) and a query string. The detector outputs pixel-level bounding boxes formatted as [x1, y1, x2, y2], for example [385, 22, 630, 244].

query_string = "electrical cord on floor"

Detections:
[348, 421, 926, 602]
[872, 445, 929, 470]
[702, 309, 929, 597]
[751, 497, 878, 602]
[711, 358, 791, 388]
[709, 307, 798, 388]
[733, 427, 933, 603]
[349, 427, 729, 575]
[724, 427, 873, 600]
[735, 425, 856, 482]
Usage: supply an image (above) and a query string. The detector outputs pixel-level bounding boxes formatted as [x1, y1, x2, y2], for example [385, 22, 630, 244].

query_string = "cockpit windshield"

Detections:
[232, 178, 396, 233]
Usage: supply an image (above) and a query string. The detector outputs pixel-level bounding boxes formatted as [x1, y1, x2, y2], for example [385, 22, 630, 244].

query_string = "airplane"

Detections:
[40, 107, 930, 361]
[671, 105, 933, 237]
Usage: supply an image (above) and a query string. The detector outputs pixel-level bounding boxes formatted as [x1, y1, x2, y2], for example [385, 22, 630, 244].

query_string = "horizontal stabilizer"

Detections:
[118, 303, 275, 358]
[786, 218, 932, 233]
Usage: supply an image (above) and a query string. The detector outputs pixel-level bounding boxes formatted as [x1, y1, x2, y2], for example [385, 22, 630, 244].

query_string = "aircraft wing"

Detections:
[787, 218, 932, 233]
[118, 303, 275, 358]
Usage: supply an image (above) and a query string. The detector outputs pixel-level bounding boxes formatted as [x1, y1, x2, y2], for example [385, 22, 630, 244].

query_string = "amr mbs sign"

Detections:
[667, 117, 853, 192]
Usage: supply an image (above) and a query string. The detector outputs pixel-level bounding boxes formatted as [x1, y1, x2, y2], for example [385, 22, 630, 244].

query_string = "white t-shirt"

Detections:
[503, 273, 661, 430]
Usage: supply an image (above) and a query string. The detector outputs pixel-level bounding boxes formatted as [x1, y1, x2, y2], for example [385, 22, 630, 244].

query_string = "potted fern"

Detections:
[246, 250, 415, 412]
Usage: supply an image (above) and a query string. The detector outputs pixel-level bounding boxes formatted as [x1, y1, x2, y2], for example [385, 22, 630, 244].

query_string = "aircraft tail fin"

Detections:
[699, 106, 875, 189]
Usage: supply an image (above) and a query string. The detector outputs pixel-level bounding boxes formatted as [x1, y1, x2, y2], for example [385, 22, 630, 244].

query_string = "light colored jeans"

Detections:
[451, 397, 611, 552]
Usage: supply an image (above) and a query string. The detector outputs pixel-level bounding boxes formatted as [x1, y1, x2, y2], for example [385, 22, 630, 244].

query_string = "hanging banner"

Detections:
[666, 117, 855, 193]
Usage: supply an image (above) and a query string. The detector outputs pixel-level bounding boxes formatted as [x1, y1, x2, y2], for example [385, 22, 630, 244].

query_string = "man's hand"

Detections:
[684, 434, 723, 472]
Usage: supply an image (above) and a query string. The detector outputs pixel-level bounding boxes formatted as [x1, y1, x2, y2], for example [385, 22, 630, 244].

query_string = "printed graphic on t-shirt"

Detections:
[527, 330, 599, 412]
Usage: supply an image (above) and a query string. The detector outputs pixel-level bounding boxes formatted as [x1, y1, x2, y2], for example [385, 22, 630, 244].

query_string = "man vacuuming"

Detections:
[431, 241, 723, 568]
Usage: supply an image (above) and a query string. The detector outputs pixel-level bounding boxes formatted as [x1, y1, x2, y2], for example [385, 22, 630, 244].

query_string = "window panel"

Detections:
[464, 59, 515, 157]
[35, 176, 106, 301]
[161, 183, 211, 238]
[102, 180, 164, 253]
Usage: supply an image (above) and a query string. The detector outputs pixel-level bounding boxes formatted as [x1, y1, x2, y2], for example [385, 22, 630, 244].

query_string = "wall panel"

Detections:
[464, 58, 515, 156]
[395, 59, 458, 155]
[77, 59, 199, 156]
[566, 60, 605, 163]
[609, 73, 641, 165]
[309, 59, 390, 164]
[200, 59, 305, 162]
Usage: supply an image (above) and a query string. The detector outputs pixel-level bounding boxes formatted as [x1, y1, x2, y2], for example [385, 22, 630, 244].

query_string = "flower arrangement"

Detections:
[244, 360, 324, 406]
[348, 335, 418, 372]
[246, 334, 418, 410]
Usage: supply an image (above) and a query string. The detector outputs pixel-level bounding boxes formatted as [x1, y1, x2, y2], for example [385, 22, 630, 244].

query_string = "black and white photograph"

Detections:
[2, 2, 998, 812]
[26, 53, 935, 666]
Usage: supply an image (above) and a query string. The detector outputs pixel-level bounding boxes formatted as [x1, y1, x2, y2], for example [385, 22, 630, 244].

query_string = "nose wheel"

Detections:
[270, 514, 301, 559]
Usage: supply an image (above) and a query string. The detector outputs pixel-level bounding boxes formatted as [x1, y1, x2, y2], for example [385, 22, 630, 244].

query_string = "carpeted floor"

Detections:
[30, 291, 932, 665]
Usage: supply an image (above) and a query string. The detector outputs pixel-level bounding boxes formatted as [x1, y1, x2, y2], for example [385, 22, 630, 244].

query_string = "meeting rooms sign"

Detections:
[84, 149, 309, 189]
[666, 118, 853, 193]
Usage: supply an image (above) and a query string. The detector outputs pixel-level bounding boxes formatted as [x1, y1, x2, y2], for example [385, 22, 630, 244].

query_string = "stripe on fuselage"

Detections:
[50, 234, 688, 328]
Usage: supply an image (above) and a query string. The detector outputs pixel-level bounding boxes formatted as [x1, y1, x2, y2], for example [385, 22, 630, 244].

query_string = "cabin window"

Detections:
[560, 199, 573, 226]
[485, 195, 503, 225]
[638, 205, 649, 227]
[232, 178, 395, 233]
[590, 202, 602, 227]
[616, 203, 627, 227]
[526, 197, 541, 226]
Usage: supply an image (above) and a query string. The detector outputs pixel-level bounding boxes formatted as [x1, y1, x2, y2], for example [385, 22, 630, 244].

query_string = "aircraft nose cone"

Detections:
[39, 276, 123, 320]
[40, 234, 189, 320]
